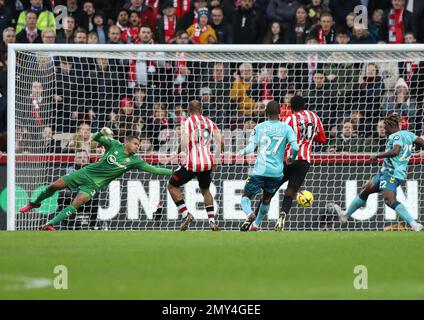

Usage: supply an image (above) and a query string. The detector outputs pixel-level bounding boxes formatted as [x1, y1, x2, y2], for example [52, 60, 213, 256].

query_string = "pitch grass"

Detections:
[0, 231, 423, 299]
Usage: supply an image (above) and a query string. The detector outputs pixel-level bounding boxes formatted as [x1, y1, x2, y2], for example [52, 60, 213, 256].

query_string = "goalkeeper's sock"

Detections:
[241, 196, 252, 216]
[176, 199, 188, 219]
[281, 195, 293, 214]
[254, 203, 270, 227]
[346, 195, 367, 216]
[47, 205, 77, 226]
[391, 202, 414, 225]
[206, 205, 215, 223]
[32, 187, 56, 205]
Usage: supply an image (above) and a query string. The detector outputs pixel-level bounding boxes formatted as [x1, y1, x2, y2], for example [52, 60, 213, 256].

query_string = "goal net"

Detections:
[7, 44, 424, 231]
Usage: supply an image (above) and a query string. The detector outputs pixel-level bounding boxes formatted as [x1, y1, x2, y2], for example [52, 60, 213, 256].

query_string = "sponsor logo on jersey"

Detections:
[390, 176, 395, 183]
[107, 155, 127, 169]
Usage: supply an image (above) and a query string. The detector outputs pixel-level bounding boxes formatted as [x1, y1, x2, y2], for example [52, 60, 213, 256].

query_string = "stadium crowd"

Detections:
[1, 0, 424, 155]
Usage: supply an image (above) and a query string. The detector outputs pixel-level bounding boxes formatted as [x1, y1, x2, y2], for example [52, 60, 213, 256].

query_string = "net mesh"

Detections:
[12, 47, 424, 231]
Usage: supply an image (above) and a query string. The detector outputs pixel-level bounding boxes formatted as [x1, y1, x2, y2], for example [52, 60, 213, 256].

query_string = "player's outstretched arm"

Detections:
[414, 137, 424, 149]
[135, 159, 173, 176]
[92, 127, 115, 150]
[371, 144, 402, 162]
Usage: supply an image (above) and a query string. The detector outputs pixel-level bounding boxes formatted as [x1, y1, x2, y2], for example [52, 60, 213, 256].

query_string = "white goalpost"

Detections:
[7, 44, 424, 231]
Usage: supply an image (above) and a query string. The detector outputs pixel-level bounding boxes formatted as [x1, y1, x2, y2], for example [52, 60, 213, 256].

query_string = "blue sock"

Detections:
[347, 195, 366, 216]
[254, 203, 270, 227]
[392, 202, 414, 225]
[241, 196, 252, 216]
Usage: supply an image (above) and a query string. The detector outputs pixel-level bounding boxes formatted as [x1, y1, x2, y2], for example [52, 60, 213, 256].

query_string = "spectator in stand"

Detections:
[56, 16, 76, 44]
[328, 120, 360, 153]
[182, 0, 208, 30]
[139, 137, 154, 152]
[1, 27, 16, 56]
[349, 110, 367, 137]
[252, 101, 266, 123]
[38, 126, 62, 153]
[144, 103, 170, 150]
[345, 12, 355, 36]
[41, 27, 55, 43]
[361, 119, 387, 153]
[15, 126, 31, 153]
[131, 25, 157, 87]
[289, 5, 312, 44]
[67, 122, 98, 154]
[107, 25, 124, 44]
[369, 8, 384, 43]
[132, 85, 149, 125]
[16, 0, 56, 34]
[16, 11, 42, 43]
[156, 1, 183, 44]
[306, 0, 329, 25]
[0, 0, 15, 43]
[272, 64, 292, 104]
[279, 90, 295, 120]
[25, 81, 48, 129]
[210, 6, 233, 44]
[306, 70, 337, 132]
[230, 0, 266, 44]
[66, 0, 86, 28]
[124, 0, 156, 31]
[248, 65, 275, 105]
[335, 27, 351, 44]
[122, 10, 141, 43]
[87, 31, 99, 43]
[82, 1, 96, 32]
[379, 0, 413, 44]
[382, 77, 419, 133]
[263, 21, 285, 44]
[230, 62, 257, 117]
[168, 99, 187, 124]
[309, 12, 336, 44]
[266, 0, 301, 35]
[187, 8, 216, 44]
[112, 97, 142, 142]
[93, 12, 108, 44]
[116, 8, 130, 32]
[357, 62, 384, 133]
[350, 24, 373, 44]
[55, 57, 79, 133]
[73, 27, 88, 44]
[329, 0, 361, 26]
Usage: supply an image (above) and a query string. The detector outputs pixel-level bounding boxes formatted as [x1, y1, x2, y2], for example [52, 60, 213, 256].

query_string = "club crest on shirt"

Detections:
[393, 135, 400, 140]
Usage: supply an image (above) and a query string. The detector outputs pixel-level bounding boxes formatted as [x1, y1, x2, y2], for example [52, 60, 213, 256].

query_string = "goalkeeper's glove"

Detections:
[100, 127, 114, 136]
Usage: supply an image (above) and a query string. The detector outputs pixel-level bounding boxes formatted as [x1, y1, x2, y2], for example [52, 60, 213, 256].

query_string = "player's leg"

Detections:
[383, 184, 423, 232]
[198, 170, 220, 231]
[20, 178, 68, 213]
[167, 166, 195, 231]
[251, 190, 273, 231]
[41, 191, 92, 231]
[240, 176, 262, 231]
[333, 175, 380, 223]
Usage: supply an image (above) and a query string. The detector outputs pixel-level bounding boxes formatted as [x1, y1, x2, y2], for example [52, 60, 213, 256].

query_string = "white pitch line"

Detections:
[0, 275, 53, 291]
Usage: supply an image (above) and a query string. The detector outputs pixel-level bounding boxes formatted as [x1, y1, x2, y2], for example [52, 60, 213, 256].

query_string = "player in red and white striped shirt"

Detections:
[167, 100, 224, 231]
[253, 95, 327, 231]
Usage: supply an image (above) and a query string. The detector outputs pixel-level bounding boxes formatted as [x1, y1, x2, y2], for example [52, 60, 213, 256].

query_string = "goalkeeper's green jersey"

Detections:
[80, 132, 172, 190]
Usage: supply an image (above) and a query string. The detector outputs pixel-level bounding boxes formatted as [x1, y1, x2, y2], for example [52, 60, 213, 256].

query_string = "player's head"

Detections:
[188, 100, 203, 115]
[125, 135, 140, 155]
[383, 114, 401, 134]
[290, 95, 306, 112]
[265, 100, 280, 119]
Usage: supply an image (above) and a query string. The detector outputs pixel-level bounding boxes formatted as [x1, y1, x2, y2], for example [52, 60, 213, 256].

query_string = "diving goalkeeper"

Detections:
[19, 127, 173, 231]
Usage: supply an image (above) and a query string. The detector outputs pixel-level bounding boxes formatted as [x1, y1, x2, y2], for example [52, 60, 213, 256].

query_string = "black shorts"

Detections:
[280, 160, 311, 191]
[168, 165, 212, 189]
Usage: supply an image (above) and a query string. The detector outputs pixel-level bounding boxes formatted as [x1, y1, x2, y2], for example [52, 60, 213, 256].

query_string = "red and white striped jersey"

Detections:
[283, 110, 327, 163]
[181, 115, 219, 172]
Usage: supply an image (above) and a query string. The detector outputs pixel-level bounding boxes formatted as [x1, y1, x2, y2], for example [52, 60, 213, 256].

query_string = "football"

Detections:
[297, 191, 314, 207]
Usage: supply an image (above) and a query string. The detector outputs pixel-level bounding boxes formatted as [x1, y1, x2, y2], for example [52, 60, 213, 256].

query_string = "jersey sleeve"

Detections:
[92, 132, 119, 151]
[313, 116, 327, 144]
[133, 158, 173, 176]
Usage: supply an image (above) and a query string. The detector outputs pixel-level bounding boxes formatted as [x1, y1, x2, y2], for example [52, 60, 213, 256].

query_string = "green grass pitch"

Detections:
[0, 231, 423, 299]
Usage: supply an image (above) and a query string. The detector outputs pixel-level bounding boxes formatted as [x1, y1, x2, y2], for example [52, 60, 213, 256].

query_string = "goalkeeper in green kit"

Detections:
[19, 127, 173, 231]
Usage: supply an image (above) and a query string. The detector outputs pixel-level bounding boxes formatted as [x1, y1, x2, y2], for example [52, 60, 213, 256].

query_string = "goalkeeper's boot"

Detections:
[19, 202, 41, 213]
[40, 224, 56, 231]
[209, 221, 221, 231]
[180, 213, 194, 231]
[329, 203, 349, 224]
[249, 225, 261, 232]
[240, 213, 256, 232]
[275, 212, 286, 231]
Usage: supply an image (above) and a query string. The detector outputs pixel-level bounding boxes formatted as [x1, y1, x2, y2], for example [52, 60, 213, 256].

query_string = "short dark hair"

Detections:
[384, 113, 401, 129]
[126, 135, 140, 142]
[188, 100, 202, 114]
[290, 95, 306, 111]
[266, 100, 280, 116]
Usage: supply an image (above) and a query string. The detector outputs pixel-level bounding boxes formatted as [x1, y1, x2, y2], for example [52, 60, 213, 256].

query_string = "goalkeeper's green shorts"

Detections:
[62, 169, 99, 200]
